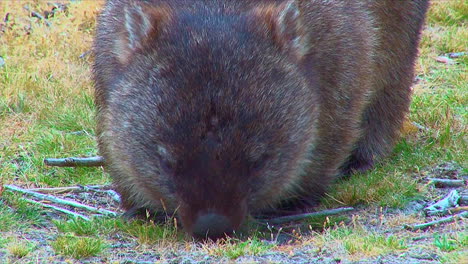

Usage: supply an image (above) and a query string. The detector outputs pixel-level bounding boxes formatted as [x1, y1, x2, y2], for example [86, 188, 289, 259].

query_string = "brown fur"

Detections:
[93, 0, 429, 237]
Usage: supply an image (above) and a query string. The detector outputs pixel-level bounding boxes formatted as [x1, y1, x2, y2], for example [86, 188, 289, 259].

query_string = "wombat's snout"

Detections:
[192, 213, 234, 239]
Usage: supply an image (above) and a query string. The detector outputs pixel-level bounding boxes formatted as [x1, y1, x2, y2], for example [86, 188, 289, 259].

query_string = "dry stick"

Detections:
[460, 196, 468, 205]
[29, 185, 109, 194]
[424, 190, 460, 216]
[4, 185, 117, 217]
[449, 206, 468, 213]
[23, 5, 51, 27]
[259, 207, 354, 225]
[44, 156, 105, 167]
[428, 178, 465, 188]
[405, 211, 468, 231]
[29, 185, 121, 203]
[24, 198, 90, 221]
[81, 185, 121, 203]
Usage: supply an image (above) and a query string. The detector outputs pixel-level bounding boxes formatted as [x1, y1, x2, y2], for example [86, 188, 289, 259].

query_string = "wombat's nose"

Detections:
[192, 213, 233, 239]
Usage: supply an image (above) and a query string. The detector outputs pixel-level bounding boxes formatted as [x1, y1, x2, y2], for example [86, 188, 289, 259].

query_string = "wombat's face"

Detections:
[106, 1, 316, 239]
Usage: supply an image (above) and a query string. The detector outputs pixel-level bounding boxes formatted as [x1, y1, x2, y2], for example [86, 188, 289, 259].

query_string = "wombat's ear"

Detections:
[116, 3, 171, 64]
[251, 0, 308, 59]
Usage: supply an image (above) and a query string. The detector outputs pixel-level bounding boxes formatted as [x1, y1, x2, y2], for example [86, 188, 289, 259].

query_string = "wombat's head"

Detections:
[109, 0, 317, 239]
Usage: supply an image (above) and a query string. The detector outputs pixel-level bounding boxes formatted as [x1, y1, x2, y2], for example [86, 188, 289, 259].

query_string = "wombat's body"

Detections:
[94, 0, 429, 238]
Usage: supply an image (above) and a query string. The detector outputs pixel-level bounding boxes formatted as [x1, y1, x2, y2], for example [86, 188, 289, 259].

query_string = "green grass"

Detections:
[51, 234, 107, 259]
[0, 0, 105, 188]
[434, 232, 467, 252]
[6, 241, 36, 259]
[208, 237, 275, 259]
[54, 217, 183, 245]
[0, 194, 47, 231]
[312, 226, 408, 257]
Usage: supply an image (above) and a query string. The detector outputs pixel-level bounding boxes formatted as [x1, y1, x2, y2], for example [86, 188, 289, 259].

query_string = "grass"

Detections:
[0, 0, 467, 262]
[310, 225, 408, 258]
[206, 237, 275, 259]
[0, 0, 106, 187]
[54, 217, 183, 245]
[51, 234, 107, 259]
[0, 193, 47, 231]
[6, 241, 36, 258]
[434, 232, 467, 252]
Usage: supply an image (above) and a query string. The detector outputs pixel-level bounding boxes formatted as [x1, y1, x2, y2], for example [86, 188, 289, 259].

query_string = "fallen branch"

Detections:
[424, 190, 460, 216]
[29, 185, 109, 194]
[81, 185, 121, 203]
[412, 121, 430, 132]
[447, 51, 466, 58]
[405, 211, 468, 231]
[44, 156, 105, 167]
[29, 184, 121, 203]
[23, 5, 51, 27]
[4, 185, 117, 217]
[449, 206, 468, 213]
[428, 178, 465, 188]
[24, 198, 90, 221]
[259, 207, 354, 225]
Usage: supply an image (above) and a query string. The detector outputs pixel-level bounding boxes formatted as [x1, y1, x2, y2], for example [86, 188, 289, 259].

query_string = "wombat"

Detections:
[93, 0, 429, 239]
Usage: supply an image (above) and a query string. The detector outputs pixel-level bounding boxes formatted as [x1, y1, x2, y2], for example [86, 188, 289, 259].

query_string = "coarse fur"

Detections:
[93, 0, 429, 237]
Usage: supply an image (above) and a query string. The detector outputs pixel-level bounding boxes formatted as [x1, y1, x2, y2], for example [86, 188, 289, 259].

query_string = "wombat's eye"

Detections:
[158, 157, 175, 174]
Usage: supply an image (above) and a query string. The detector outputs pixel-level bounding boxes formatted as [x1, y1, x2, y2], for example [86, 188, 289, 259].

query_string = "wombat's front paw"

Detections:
[340, 154, 375, 176]
[121, 207, 169, 223]
[254, 197, 322, 219]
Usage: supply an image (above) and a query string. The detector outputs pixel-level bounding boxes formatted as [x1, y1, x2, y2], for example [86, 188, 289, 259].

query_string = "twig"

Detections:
[44, 156, 105, 167]
[449, 206, 468, 213]
[259, 207, 354, 225]
[424, 190, 460, 216]
[79, 50, 91, 59]
[24, 198, 90, 221]
[405, 211, 468, 231]
[30, 185, 120, 203]
[428, 178, 465, 188]
[80, 185, 121, 203]
[29, 185, 109, 194]
[412, 122, 430, 132]
[4, 185, 117, 217]
[460, 196, 468, 205]
[23, 5, 51, 27]
[447, 52, 466, 58]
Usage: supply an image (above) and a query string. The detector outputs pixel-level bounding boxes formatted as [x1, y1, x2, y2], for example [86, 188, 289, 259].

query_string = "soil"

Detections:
[1, 162, 466, 263]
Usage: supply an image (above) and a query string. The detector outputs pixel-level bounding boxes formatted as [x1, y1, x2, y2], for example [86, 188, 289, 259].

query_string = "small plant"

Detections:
[211, 237, 274, 259]
[307, 215, 349, 229]
[434, 234, 459, 252]
[440, 251, 468, 264]
[0, 237, 11, 248]
[0, 204, 18, 232]
[54, 218, 98, 236]
[117, 218, 183, 245]
[7, 241, 35, 258]
[51, 234, 106, 259]
[0, 194, 46, 231]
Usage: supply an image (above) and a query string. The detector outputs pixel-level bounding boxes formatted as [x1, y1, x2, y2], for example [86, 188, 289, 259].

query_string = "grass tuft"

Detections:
[51, 234, 106, 259]
[6, 241, 35, 258]
[206, 237, 275, 259]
